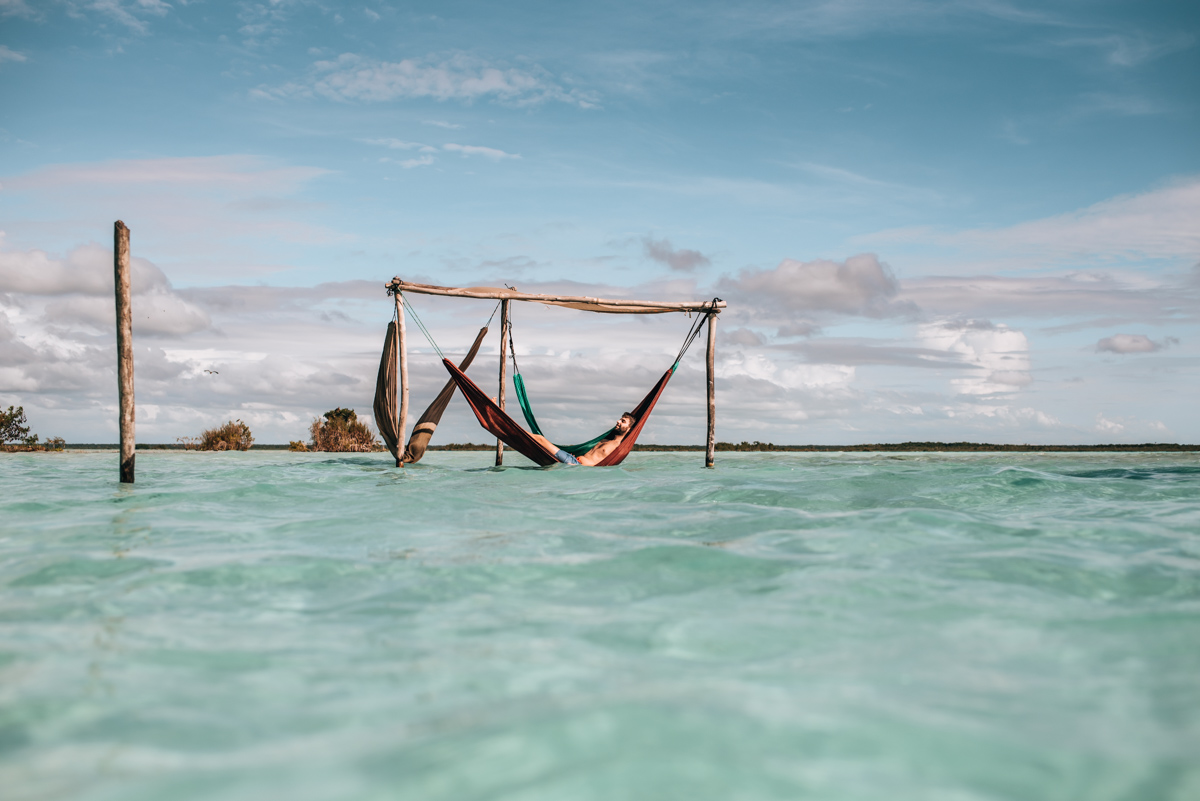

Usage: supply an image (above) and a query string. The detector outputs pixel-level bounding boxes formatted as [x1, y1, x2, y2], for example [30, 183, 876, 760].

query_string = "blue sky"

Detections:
[1, 0, 1197, 446]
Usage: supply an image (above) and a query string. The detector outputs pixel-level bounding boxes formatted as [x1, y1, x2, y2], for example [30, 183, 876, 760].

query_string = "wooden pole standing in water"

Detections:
[395, 291, 409, 466]
[705, 312, 717, 469]
[495, 299, 510, 466]
[114, 221, 135, 483]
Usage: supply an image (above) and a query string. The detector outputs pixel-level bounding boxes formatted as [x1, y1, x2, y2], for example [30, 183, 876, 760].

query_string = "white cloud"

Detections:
[365, 139, 518, 164]
[918, 319, 1031, 396]
[442, 143, 520, 160]
[4, 155, 330, 192]
[0, 274, 394, 442]
[944, 404, 1061, 430]
[1056, 32, 1194, 68]
[88, 0, 172, 34]
[708, 0, 1075, 43]
[778, 362, 855, 390]
[395, 156, 435, 169]
[0, 242, 209, 336]
[1089, 413, 1176, 440]
[0, 45, 26, 63]
[792, 161, 901, 190]
[643, 236, 711, 272]
[872, 176, 1200, 266]
[721, 327, 765, 347]
[360, 138, 437, 153]
[422, 120, 463, 129]
[781, 338, 975, 369]
[1095, 333, 1177, 354]
[0, 265, 1186, 445]
[0, 241, 169, 296]
[903, 270, 1197, 323]
[0, 0, 35, 18]
[719, 253, 913, 319]
[576, 49, 676, 99]
[269, 53, 598, 107]
[44, 290, 211, 337]
[777, 321, 821, 338]
[235, 0, 300, 45]
[721, 350, 855, 394]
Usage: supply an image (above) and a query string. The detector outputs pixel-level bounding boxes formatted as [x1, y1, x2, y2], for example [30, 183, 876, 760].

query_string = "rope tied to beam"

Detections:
[390, 286, 502, 363]
[401, 294, 444, 361]
[673, 297, 722, 369]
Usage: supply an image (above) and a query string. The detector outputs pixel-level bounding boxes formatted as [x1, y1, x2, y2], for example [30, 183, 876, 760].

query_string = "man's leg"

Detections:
[529, 433, 557, 454]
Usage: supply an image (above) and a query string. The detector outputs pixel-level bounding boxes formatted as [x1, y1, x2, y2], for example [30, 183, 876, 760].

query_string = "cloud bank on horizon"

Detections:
[0, 0, 1196, 446]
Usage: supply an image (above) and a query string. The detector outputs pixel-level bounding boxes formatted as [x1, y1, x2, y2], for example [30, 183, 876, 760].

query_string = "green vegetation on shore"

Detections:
[177, 420, 255, 451]
[0, 406, 64, 452]
[302, 408, 383, 452]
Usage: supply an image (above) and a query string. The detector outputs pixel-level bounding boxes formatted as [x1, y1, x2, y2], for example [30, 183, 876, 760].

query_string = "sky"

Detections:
[1, 0, 1197, 447]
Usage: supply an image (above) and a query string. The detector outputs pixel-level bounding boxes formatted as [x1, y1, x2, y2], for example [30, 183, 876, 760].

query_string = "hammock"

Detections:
[505, 307, 706, 457]
[504, 305, 609, 455]
[373, 322, 490, 464]
[403, 326, 488, 463]
[443, 358, 675, 466]
[513, 372, 610, 457]
[373, 320, 400, 461]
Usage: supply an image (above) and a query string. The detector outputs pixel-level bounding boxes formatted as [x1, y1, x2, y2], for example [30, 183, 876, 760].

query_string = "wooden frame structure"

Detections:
[386, 279, 726, 467]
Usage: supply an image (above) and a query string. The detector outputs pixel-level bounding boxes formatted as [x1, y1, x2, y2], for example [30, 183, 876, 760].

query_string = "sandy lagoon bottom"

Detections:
[1, 450, 1198, 800]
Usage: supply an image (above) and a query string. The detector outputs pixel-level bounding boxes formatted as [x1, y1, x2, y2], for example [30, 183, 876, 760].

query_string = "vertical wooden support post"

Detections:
[495, 299, 510, 466]
[113, 221, 135, 483]
[705, 312, 717, 469]
[395, 292, 409, 467]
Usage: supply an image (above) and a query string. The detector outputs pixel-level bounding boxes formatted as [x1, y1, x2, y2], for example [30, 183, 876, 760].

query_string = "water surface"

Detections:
[2, 451, 1198, 800]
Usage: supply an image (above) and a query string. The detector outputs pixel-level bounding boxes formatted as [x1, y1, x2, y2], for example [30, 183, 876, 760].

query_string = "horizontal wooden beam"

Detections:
[387, 279, 725, 314]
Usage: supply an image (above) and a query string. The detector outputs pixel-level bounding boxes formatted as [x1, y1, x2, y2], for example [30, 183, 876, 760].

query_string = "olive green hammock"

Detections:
[373, 304, 497, 464]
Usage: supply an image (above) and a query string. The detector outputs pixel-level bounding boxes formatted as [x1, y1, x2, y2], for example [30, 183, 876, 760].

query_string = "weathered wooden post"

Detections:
[114, 221, 135, 483]
[395, 291, 409, 466]
[495, 299, 510, 466]
[705, 311, 717, 469]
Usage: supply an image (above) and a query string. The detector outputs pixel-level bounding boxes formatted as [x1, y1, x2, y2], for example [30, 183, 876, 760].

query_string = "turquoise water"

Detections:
[2, 451, 1198, 800]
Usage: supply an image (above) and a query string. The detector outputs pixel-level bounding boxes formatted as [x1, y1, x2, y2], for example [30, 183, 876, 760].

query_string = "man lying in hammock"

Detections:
[528, 413, 636, 466]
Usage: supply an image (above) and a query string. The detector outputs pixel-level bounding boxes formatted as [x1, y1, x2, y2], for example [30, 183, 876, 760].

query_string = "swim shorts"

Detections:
[553, 449, 580, 465]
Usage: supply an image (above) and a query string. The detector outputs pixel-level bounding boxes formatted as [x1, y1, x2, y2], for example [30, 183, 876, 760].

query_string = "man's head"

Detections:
[615, 413, 636, 434]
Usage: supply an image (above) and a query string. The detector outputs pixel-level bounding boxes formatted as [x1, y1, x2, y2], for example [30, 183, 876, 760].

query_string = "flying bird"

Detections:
[204, 369, 219, 375]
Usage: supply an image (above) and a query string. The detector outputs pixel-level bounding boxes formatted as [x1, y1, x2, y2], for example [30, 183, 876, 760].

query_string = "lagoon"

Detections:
[2, 451, 1198, 800]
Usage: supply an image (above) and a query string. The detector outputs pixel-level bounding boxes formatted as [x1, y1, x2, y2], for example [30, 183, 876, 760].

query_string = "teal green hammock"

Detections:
[507, 320, 687, 457]
[514, 371, 675, 457]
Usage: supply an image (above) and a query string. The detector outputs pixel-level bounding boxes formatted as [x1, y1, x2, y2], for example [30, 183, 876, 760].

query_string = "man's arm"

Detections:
[576, 433, 626, 466]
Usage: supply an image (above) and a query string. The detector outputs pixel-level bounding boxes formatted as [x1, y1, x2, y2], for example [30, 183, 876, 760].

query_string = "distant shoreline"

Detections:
[39, 442, 1200, 453]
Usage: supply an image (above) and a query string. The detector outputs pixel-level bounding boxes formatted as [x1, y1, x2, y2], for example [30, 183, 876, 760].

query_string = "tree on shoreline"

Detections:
[1, 406, 32, 445]
[308, 408, 381, 452]
[1, 406, 64, 451]
[179, 420, 255, 451]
